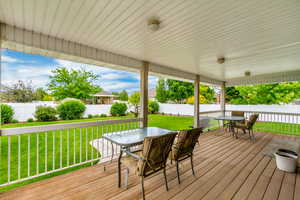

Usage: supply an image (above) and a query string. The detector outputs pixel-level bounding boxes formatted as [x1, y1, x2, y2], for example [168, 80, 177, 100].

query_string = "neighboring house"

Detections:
[93, 91, 117, 104]
[148, 88, 156, 101]
[293, 99, 300, 105]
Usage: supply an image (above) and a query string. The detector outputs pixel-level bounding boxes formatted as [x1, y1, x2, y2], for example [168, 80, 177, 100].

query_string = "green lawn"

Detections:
[0, 114, 299, 192]
[0, 114, 194, 192]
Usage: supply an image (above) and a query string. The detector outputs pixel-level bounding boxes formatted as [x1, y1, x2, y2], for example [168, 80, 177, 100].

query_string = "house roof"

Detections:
[93, 91, 116, 97]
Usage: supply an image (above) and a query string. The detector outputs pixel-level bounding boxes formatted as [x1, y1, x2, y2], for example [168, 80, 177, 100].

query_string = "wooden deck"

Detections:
[1, 131, 300, 200]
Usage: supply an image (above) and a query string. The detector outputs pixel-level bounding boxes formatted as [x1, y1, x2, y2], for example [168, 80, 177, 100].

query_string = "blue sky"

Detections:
[1, 49, 157, 93]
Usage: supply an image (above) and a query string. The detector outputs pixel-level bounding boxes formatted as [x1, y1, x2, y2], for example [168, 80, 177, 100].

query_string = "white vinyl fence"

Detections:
[4, 102, 112, 122]
[3, 102, 300, 122]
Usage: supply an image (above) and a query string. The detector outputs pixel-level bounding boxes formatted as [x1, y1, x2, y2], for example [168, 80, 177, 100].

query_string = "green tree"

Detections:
[199, 85, 216, 103]
[129, 92, 140, 117]
[3, 80, 35, 102]
[48, 67, 101, 101]
[225, 87, 240, 103]
[34, 88, 53, 101]
[166, 79, 194, 103]
[118, 90, 128, 101]
[155, 79, 169, 103]
[226, 82, 300, 104]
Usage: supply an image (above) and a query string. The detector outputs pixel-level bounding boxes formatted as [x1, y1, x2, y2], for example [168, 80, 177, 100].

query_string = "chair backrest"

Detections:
[231, 111, 244, 117]
[138, 132, 177, 176]
[247, 114, 259, 129]
[172, 128, 203, 160]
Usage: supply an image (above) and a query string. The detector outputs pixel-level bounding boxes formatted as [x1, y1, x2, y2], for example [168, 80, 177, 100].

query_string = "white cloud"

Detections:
[1, 55, 19, 63]
[1, 55, 158, 92]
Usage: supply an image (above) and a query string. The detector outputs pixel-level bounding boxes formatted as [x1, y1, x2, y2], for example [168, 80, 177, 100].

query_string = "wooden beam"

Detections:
[194, 75, 200, 128]
[140, 61, 149, 128]
[220, 82, 226, 116]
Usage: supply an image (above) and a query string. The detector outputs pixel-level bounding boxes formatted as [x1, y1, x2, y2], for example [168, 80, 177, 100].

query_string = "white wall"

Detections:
[158, 104, 300, 116]
[158, 104, 221, 116]
[3, 102, 300, 122]
[5, 102, 113, 122]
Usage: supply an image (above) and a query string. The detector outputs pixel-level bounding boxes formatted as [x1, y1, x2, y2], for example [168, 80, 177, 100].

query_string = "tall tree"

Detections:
[34, 88, 53, 101]
[166, 79, 194, 103]
[199, 85, 216, 103]
[155, 78, 169, 103]
[129, 92, 140, 117]
[48, 67, 101, 100]
[118, 90, 128, 101]
[2, 80, 35, 102]
[226, 82, 300, 104]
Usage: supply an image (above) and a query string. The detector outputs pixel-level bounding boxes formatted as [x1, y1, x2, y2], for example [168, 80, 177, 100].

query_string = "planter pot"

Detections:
[274, 149, 298, 173]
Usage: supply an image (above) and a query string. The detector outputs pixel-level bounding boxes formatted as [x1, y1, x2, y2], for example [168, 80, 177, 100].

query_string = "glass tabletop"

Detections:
[102, 127, 174, 146]
[215, 116, 245, 121]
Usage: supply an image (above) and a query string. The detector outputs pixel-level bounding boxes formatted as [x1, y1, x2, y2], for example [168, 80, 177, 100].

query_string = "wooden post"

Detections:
[140, 61, 149, 128]
[220, 82, 226, 116]
[194, 75, 200, 128]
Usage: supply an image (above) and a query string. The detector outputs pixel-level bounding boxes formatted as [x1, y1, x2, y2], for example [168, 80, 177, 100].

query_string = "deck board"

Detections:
[0, 131, 299, 200]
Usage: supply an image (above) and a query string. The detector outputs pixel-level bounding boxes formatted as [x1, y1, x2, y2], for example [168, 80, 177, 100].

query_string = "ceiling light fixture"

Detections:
[217, 57, 225, 64]
[245, 71, 251, 76]
[148, 18, 161, 31]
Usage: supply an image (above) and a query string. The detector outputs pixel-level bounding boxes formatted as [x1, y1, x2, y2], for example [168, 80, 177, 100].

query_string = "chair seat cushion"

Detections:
[169, 148, 190, 160]
[121, 151, 142, 173]
[235, 122, 247, 129]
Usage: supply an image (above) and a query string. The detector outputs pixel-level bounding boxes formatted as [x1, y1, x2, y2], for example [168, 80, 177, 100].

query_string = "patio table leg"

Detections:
[118, 149, 123, 188]
[111, 142, 114, 163]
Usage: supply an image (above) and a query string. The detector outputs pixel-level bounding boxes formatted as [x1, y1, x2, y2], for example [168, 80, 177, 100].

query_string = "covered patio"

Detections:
[1, 131, 300, 200]
[0, 0, 300, 199]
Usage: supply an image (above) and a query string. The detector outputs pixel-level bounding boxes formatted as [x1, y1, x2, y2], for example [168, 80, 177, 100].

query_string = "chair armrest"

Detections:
[124, 150, 145, 161]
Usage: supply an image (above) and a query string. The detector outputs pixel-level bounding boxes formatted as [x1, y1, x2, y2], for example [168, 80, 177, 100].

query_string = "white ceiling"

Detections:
[0, 0, 300, 81]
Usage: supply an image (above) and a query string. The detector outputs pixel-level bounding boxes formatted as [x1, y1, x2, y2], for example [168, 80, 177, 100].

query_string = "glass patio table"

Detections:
[215, 116, 245, 138]
[102, 127, 174, 187]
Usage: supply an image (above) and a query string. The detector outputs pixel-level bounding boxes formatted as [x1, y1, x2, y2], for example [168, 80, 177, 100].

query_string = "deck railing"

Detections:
[0, 118, 142, 187]
[226, 110, 300, 136]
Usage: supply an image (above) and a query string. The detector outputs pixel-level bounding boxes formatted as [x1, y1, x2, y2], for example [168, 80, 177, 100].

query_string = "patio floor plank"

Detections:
[0, 131, 299, 200]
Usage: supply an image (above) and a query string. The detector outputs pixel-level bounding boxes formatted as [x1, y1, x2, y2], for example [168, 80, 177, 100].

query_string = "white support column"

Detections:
[140, 61, 149, 128]
[194, 75, 200, 128]
[220, 82, 226, 116]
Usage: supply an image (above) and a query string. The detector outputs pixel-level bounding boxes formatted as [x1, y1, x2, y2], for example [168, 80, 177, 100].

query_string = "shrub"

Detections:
[1, 104, 14, 124]
[148, 101, 159, 114]
[11, 119, 19, 123]
[110, 103, 127, 116]
[57, 99, 86, 120]
[88, 114, 93, 119]
[34, 106, 57, 121]
[27, 118, 34, 122]
[100, 114, 107, 117]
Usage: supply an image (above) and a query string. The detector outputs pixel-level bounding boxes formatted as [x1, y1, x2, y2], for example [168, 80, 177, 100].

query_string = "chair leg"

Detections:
[163, 168, 169, 191]
[176, 161, 180, 184]
[191, 155, 195, 176]
[242, 129, 246, 134]
[140, 176, 145, 200]
[125, 168, 129, 189]
[251, 130, 255, 141]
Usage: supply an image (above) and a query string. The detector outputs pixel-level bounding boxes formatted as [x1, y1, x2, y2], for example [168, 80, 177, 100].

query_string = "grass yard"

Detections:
[0, 114, 194, 192]
[0, 114, 299, 192]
